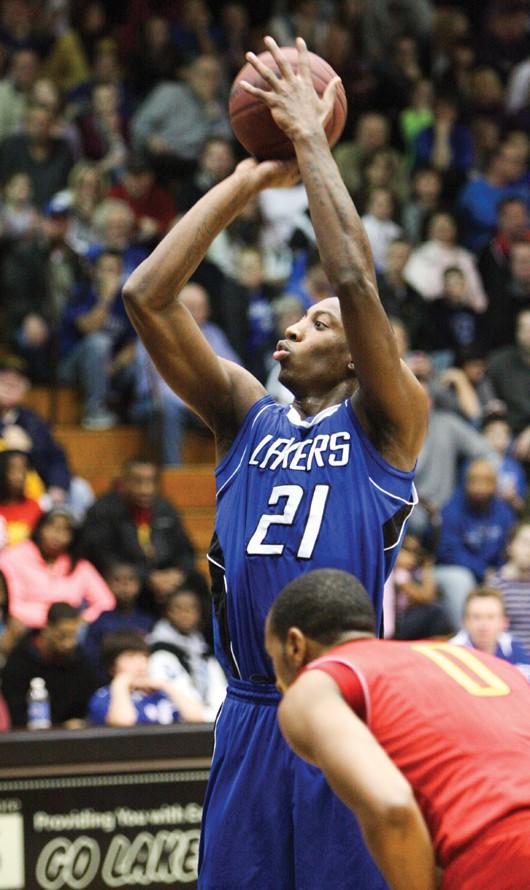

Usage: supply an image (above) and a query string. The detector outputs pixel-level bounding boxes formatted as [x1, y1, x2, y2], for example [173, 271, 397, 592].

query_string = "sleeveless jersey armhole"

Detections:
[346, 400, 416, 483]
[306, 659, 370, 724]
[215, 395, 276, 482]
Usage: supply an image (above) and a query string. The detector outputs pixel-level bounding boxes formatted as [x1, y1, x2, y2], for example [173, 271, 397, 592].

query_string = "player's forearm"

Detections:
[123, 170, 257, 312]
[361, 805, 437, 890]
[293, 130, 376, 295]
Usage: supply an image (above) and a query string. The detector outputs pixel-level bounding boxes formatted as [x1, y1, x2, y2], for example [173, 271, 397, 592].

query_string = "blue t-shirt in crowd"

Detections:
[88, 686, 179, 725]
[83, 607, 154, 674]
[437, 488, 516, 581]
[451, 630, 530, 682]
[59, 284, 135, 358]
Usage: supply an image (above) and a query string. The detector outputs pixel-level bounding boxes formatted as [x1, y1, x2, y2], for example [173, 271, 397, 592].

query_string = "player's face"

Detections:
[265, 619, 305, 694]
[274, 298, 352, 397]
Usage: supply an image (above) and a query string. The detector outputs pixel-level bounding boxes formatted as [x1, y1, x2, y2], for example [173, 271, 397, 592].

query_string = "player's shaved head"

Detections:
[268, 568, 375, 645]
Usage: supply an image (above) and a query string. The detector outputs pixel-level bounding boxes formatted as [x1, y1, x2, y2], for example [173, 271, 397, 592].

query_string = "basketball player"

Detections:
[267, 568, 530, 890]
[123, 36, 428, 890]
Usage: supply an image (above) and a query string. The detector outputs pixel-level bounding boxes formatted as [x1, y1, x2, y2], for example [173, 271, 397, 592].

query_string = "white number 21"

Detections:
[247, 484, 330, 559]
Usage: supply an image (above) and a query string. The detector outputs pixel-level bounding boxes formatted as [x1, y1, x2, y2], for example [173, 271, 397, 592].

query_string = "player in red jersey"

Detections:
[265, 568, 530, 890]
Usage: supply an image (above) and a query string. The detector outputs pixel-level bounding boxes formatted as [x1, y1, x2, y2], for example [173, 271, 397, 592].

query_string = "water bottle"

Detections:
[27, 677, 51, 730]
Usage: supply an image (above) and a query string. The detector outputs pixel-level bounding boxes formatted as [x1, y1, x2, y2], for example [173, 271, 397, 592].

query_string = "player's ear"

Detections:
[286, 627, 307, 666]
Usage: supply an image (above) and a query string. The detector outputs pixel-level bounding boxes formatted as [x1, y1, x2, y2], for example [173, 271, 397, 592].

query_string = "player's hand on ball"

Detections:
[235, 157, 300, 190]
[241, 36, 341, 144]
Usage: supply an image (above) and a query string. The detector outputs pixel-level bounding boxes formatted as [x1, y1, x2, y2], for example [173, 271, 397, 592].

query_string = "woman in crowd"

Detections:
[0, 507, 114, 629]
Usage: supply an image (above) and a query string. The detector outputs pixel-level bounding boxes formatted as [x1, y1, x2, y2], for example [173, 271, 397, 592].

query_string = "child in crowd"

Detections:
[148, 583, 226, 721]
[0, 449, 42, 547]
[482, 414, 527, 514]
[384, 532, 454, 639]
[88, 630, 204, 727]
[83, 560, 154, 677]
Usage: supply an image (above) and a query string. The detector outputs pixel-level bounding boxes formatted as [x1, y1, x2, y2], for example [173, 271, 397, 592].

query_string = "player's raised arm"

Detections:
[122, 159, 297, 443]
[278, 671, 437, 890]
[241, 38, 428, 469]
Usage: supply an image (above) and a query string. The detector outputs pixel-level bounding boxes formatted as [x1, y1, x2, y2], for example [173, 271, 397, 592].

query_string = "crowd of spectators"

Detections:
[0, 0, 528, 729]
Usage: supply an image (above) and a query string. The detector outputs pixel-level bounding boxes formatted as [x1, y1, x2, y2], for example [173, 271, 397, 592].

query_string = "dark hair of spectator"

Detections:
[0, 450, 29, 503]
[442, 265, 464, 280]
[269, 569, 376, 645]
[454, 342, 488, 367]
[47, 601, 81, 625]
[104, 559, 141, 580]
[497, 196, 527, 216]
[122, 456, 158, 476]
[31, 509, 81, 574]
[102, 630, 149, 672]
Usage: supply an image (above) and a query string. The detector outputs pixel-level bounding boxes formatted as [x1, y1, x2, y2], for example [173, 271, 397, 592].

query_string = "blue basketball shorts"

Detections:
[198, 678, 388, 890]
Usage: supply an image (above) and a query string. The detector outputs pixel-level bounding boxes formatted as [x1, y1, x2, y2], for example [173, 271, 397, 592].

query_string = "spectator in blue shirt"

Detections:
[88, 630, 204, 726]
[457, 142, 530, 251]
[451, 586, 530, 682]
[437, 457, 517, 585]
[58, 249, 135, 430]
[414, 94, 474, 184]
[83, 560, 154, 677]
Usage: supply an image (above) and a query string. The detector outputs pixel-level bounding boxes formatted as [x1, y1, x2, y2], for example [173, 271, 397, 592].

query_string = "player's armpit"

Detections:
[279, 671, 436, 890]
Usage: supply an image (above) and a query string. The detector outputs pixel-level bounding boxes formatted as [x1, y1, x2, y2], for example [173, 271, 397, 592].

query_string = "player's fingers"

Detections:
[240, 80, 275, 104]
[322, 76, 341, 115]
[245, 51, 280, 89]
[296, 37, 312, 83]
[263, 35, 294, 81]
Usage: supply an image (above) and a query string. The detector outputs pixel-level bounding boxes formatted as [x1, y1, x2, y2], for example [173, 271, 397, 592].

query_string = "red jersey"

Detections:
[306, 639, 530, 870]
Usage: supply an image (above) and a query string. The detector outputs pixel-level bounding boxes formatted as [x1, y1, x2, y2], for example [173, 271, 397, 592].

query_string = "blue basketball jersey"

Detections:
[208, 395, 416, 681]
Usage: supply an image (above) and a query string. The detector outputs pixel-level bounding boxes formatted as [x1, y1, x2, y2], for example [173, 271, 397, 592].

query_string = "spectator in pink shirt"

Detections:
[0, 507, 114, 628]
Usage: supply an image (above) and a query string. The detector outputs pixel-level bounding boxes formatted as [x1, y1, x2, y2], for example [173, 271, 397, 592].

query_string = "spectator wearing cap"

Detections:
[2, 601, 100, 728]
[58, 248, 135, 430]
[0, 101, 74, 210]
[0, 508, 114, 630]
[109, 156, 176, 244]
[0, 356, 71, 503]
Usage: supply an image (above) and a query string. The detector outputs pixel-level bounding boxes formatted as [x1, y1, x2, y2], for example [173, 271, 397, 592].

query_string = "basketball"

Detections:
[229, 47, 348, 161]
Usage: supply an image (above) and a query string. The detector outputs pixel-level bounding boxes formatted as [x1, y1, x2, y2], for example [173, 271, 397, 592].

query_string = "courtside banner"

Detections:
[0, 768, 208, 889]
